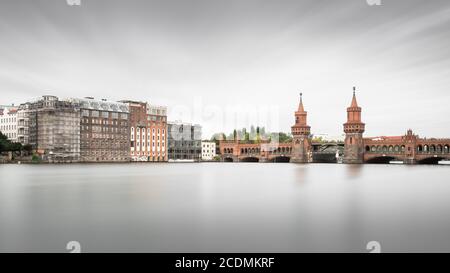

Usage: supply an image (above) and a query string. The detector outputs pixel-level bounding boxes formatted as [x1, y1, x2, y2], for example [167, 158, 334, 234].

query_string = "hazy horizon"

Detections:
[1, 0, 450, 138]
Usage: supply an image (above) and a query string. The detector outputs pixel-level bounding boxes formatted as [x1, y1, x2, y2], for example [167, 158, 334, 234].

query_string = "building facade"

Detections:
[17, 103, 31, 145]
[0, 106, 18, 142]
[201, 141, 216, 161]
[168, 121, 202, 161]
[122, 101, 168, 162]
[69, 97, 130, 162]
[290, 93, 312, 163]
[28, 96, 81, 162]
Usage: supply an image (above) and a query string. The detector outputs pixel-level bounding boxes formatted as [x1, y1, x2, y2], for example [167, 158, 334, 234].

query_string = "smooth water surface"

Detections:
[1, 163, 450, 252]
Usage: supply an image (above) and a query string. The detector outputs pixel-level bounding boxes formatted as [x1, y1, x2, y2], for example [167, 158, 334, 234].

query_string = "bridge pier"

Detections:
[404, 158, 416, 165]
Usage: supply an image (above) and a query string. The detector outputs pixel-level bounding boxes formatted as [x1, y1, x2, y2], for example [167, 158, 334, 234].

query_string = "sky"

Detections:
[1, 0, 450, 139]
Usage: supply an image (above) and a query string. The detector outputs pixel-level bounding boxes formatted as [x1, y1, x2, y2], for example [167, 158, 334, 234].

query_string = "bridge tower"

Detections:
[343, 87, 365, 164]
[290, 93, 312, 163]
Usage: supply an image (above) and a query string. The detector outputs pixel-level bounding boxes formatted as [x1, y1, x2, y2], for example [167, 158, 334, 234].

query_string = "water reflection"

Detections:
[0, 163, 450, 252]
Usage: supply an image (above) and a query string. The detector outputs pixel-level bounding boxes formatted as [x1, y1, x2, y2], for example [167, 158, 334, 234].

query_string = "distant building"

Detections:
[69, 97, 130, 162]
[28, 95, 81, 163]
[121, 101, 168, 162]
[167, 121, 202, 161]
[0, 106, 18, 142]
[17, 103, 31, 145]
[201, 141, 216, 161]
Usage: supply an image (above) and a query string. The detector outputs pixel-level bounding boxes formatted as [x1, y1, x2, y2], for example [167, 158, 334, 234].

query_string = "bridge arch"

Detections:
[417, 156, 446, 165]
[365, 156, 398, 164]
[240, 157, 259, 162]
[270, 156, 291, 163]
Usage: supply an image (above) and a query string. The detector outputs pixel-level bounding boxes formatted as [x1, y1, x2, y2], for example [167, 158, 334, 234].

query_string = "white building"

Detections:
[201, 141, 216, 161]
[0, 106, 18, 142]
[17, 102, 31, 145]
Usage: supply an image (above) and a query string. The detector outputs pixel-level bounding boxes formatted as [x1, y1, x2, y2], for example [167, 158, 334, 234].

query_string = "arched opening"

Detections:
[382, 146, 388, 153]
[365, 156, 397, 164]
[437, 145, 443, 153]
[224, 157, 234, 162]
[377, 146, 382, 152]
[430, 145, 436, 153]
[394, 145, 400, 153]
[240, 157, 259, 162]
[424, 145, 429, 153]
[371, 146, 376, 152]
[417, 145, 423, 153]
[417, 157, 445, 165]
[444, 145, 449, 154]
[271, 156, 290, 163]
[365, 146, 370, 152]
[388, 146, 394, 153]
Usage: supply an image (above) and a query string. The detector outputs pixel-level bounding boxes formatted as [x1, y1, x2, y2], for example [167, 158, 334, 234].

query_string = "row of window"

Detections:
[0, 117, 16, 123]
[366, 145, 450, 154]
[82, 118, 127, 126]
[81, 110, 129, 120]
[131, 127, 165, 134]
[0, 132, 17, 139]
[0, 125, 16, 131]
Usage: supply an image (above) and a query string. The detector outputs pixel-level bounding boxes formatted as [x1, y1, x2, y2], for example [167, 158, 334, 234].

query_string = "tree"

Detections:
[23, 144, 33, 154]
[0, 132, 23, 152]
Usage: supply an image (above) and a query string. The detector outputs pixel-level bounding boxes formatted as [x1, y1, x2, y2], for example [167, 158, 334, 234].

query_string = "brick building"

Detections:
[69, 97, 130, 162]
[121, 101, 168, 162]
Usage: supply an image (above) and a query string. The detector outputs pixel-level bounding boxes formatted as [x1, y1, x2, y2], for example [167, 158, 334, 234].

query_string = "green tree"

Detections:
[0, 132, 23, 152]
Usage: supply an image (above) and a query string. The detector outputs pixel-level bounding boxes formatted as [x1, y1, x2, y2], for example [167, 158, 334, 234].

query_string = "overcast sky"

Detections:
[1, 0, 450, 138]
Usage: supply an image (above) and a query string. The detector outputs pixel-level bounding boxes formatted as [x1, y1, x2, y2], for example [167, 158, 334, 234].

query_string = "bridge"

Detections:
[219, 140, 343, 163]
[363, 130, 450, 164]
[218, 91, 450, 165]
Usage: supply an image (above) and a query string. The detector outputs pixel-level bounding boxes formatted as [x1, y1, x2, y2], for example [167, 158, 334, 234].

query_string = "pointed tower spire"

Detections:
[298, 92, 305, 112]
[350, 86, 358, 107]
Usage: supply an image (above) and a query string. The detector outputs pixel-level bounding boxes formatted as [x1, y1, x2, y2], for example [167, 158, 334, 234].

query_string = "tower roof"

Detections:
[350, 86, 359, 107]
[298, 92, 305, 112]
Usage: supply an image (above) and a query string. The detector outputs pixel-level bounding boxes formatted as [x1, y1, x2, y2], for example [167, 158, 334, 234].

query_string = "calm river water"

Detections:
[1, 163, 450, 252]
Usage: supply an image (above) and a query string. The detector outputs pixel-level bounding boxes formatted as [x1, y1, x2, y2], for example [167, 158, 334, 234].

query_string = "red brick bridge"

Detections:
[363, 129, 450, 164]
[219, 140, 343, 163]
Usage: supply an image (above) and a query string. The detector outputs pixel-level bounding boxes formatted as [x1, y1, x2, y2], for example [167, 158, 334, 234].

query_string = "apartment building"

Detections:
[0, 106, 18, 142]
[69, 97, 130, 162]
[122, 101, 168, 162]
